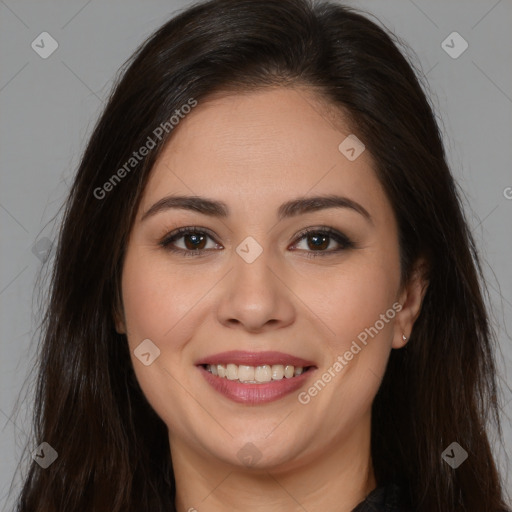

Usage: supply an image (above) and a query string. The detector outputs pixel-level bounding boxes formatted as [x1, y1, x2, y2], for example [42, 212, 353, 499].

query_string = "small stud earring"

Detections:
[402, 333, 408, 343]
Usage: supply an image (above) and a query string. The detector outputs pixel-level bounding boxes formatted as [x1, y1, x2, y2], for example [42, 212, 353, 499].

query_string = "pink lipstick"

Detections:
[196, 350, 317, 404]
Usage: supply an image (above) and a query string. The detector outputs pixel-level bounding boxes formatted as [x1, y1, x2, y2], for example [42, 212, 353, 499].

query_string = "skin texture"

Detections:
[115, 86, 429, 512]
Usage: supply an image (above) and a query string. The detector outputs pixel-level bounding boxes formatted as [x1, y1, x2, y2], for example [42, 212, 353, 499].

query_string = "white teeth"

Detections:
[284, 365, 294, 378]
[226, 363, 238, 380]
[271, 364, 284, 380]
[255, 365, 272, 383]
[205, 363, 306, 383]
[238, 365, 254, 382]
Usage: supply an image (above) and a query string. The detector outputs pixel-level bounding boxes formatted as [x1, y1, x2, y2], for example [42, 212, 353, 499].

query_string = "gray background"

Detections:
[1, 0, 511, 509]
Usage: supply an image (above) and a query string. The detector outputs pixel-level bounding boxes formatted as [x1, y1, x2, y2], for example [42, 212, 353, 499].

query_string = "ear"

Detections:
[113, 308, 126, 334]
[112, 287, 126, 334]
[392, 257, 429, 349]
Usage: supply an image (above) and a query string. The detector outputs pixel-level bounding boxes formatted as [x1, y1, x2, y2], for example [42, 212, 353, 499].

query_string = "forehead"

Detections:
[139, 87, 388, 222]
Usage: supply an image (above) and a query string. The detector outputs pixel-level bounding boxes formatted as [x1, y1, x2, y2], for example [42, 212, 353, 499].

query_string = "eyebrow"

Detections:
[141, 194, 372, 224]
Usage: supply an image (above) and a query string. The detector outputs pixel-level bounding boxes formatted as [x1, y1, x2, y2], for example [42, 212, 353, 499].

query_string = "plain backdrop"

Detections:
[0, 0, 511, 509]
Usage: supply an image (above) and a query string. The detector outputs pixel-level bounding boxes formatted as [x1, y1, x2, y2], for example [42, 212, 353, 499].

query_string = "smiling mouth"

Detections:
[201, 363, 315, 384]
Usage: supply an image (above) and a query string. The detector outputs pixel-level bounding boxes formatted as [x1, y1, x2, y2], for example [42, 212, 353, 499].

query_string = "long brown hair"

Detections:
[10, 0, 511, 510]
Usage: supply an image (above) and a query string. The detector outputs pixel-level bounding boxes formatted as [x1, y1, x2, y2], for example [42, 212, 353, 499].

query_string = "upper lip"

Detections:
[196, 350, 316, 368]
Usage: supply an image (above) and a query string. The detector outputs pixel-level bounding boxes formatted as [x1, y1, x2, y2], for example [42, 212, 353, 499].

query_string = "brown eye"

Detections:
[305, 233, 330, 251]
[182, 232, 207, 250]
[291, 227, 354, 258]
[160, 227, 222, 256]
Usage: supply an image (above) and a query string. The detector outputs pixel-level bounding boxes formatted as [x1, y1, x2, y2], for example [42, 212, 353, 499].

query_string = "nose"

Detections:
[215, 247, 296, 333]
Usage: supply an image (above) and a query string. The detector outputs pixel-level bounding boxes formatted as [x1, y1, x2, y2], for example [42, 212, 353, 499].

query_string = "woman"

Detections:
[12, 0, 511, 510]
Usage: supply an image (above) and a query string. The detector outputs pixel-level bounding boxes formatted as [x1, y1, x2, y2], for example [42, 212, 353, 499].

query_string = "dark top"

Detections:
[351, 483, 412, 512]
[351, 483, 512, 512]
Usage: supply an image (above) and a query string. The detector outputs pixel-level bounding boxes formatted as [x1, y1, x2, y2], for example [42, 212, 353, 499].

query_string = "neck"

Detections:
[170, 412, 377, 512]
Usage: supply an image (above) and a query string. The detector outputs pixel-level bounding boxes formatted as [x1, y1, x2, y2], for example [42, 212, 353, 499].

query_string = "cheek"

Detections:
[120, 244, 202, 346]
[333, 223, 401, 347]
[119, 246, 206, 431]
[293, 241, 401, 410]
[291, 267, 399, 432]
[294, 254, 400, 353]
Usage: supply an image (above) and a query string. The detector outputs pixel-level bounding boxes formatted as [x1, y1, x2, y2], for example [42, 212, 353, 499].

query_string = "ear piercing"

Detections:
[402, 333, 408, 343]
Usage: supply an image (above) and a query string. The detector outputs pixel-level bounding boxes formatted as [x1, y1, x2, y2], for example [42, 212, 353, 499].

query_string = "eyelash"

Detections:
[159, 226, 355, 258]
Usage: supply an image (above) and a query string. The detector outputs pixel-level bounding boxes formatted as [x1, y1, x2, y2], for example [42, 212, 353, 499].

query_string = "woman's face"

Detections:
[117, 86, 426, 472]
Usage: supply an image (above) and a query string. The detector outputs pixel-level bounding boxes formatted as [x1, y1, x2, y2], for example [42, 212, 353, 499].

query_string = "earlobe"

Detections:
[392, 258, 429, 349]
[114, 314, 126, 334]
[112, 285, 126, 334]
[113, 308, 126, 334]
[112, 295, 126, 334]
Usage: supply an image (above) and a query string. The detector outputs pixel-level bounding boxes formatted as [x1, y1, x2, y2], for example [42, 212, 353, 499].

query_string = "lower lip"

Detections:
[198, 365, 315, 404]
